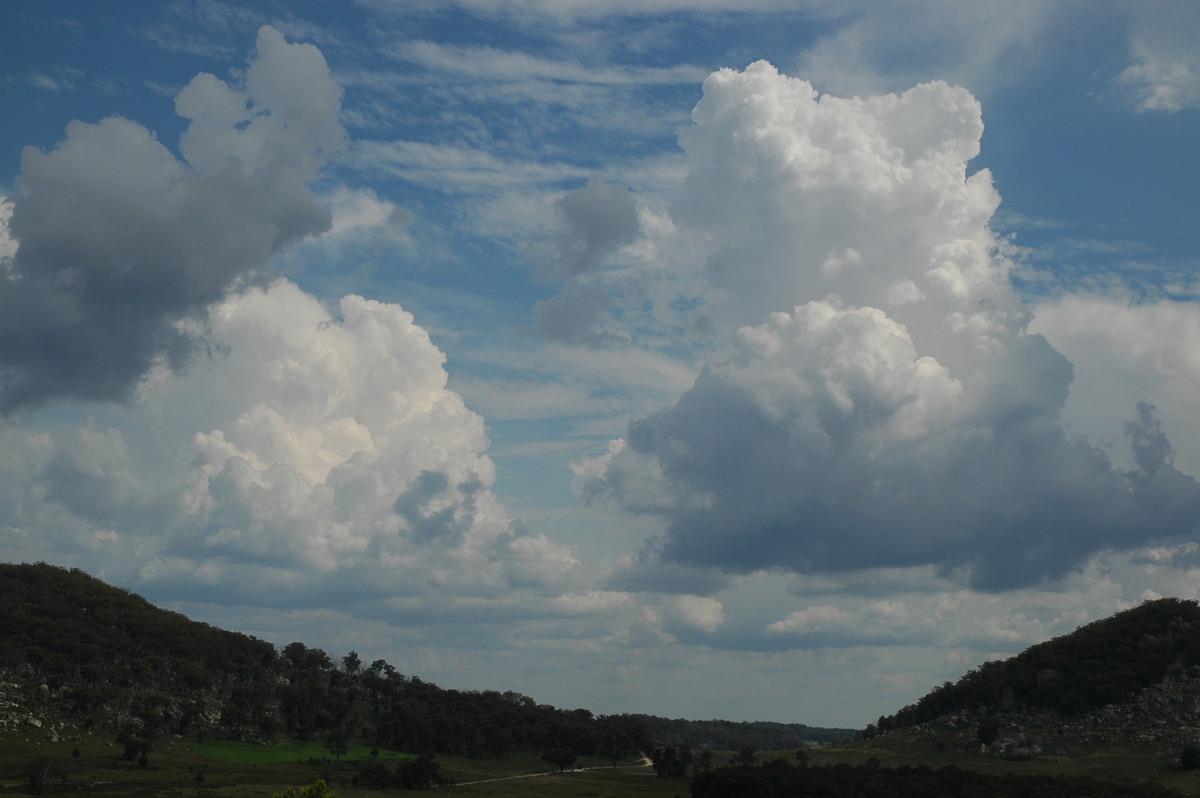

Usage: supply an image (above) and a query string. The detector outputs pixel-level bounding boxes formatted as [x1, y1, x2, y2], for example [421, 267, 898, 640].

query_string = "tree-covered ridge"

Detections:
[0, 562, 653, 759]
[0, 561, 277, 687]
[0, 562, 846, 764]
[874, 598, 1200, 733]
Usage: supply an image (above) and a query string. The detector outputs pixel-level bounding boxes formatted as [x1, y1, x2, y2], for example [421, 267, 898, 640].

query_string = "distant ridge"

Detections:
[634, 714, 854, 750]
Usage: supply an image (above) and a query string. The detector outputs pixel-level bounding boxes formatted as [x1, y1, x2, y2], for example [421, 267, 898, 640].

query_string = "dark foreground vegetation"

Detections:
[690, 758, 1183, 798]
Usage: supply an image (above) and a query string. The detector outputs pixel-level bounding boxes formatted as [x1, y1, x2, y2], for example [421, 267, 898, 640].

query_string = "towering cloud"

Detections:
[0, 26, 344, 413]
[577, 63, 1200, 590]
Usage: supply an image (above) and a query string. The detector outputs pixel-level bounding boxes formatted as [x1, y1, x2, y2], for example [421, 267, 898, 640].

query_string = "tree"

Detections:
[342, 651, 361, 676]
[733, 746, 757, 767]
[272, 778, 337, 798]
[28, 758, 52, 795]
[324, 726, 351, 763]
[542, 747, 577, 772]
[396, 753, 448, 789]
[116, 720, 154, 766]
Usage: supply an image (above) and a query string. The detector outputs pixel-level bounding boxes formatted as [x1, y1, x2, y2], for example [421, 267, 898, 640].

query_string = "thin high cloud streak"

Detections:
[577, 63, 1200, 591]
[0, 26, 343, 414]
[1118, 0, 1200, 112]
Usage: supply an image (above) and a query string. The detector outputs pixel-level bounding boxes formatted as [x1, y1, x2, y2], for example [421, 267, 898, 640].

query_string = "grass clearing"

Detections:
[191, 738, 414, 764]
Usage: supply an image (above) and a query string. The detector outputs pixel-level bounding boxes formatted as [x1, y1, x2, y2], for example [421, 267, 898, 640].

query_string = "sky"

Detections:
[1, 0, 1198, 730]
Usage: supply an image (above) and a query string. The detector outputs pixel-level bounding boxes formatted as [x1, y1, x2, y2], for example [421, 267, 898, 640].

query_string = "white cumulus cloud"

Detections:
[2, 280, 579, 615]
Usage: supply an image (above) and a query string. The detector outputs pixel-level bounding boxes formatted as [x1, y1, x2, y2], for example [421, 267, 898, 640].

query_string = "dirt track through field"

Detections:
[446, 760, 653, 787]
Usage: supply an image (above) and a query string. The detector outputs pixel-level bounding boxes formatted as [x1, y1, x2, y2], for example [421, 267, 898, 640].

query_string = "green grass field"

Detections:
[191, 739, 414, 764]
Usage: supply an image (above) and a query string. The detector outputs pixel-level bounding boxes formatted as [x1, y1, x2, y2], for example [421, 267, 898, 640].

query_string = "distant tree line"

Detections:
[634, 714, 854, 750]
[868, 598, 1200, 737]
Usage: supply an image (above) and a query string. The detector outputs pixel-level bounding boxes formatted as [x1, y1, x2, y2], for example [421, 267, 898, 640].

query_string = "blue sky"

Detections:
[2, 0, 1198, 729]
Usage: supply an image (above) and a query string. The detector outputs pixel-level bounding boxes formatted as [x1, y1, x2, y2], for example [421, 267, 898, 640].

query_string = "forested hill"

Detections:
[0, 562, 840, 759]
[0, 561, 278, 682]
[874, 597, 1200, 734]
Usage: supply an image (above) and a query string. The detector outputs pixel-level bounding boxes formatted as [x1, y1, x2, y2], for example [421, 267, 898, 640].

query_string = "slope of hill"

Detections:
[0, 561, 277, 688]
[865, 598, 1200, 765]
[0, 561, 844, 761]
[877, 598, 1200, 730]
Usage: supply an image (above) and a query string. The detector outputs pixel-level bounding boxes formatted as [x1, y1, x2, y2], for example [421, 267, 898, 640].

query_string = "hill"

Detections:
[681, 600, 1200, 798]
[0, 562, 839, 762]
[866, 598, 1200, 763]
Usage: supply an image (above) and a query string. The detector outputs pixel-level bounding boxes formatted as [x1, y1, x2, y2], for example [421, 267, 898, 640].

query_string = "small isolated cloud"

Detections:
[577, 62, 1200, 591]
[544, 177, 640, 280]
[0, 26, 344, 413]
[661, 594, 725, 634]
[765, 600, 936, 647]
[534, 177, 644, 345]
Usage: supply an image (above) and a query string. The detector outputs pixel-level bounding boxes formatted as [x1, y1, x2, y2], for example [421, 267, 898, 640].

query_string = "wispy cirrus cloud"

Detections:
[395, 40, 709, 85]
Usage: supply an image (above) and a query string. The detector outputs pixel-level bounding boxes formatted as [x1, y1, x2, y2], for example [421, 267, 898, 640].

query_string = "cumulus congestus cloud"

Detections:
[0, 26, 344, 413]
[576, 62, 1200, 590]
